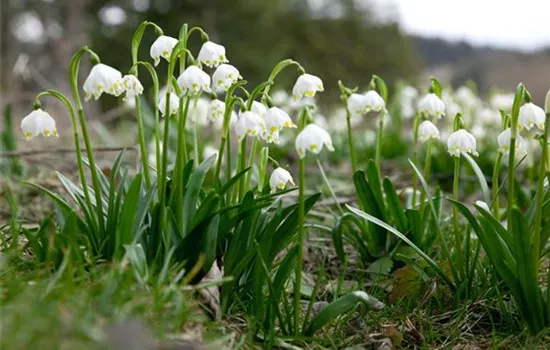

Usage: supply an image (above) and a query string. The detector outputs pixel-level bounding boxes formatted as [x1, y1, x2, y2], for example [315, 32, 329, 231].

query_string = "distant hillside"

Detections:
[410, 36, 550, 103]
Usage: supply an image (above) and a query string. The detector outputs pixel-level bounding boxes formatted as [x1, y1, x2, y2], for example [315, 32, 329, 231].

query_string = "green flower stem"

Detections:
[134, 95, 151, 187]
[453, 155, 463, 278]
[533, 113, 550, 260]
[158, 45, 184, 226]
[214, 97, 239, 182]
[491, 152, 503, 220]
[411, 112, 421, 207]
[420, 139, 433, 205]
[174, 96, 191, 226]
[344, 97, 358, 174]
[226, 132, 232, 182]
[375, 111, 385, 171]
[294, 107, 309, 334]
[507, 84, 525, 235]
[69, 47, 105, 231]
[131, 21, 163, 65]
[35, 90, 95, 229]
[158, 94, 172, 215]
[263, 59, 302, 102]
[192, 96, 200, 164]
[130, 23, 162, 188]
[294, 155, 306, 334]
[237, 137, 248, 201]
[245, 137, 259, 191]
[134, 62, 160, 183]
[316, 158, 343, 214]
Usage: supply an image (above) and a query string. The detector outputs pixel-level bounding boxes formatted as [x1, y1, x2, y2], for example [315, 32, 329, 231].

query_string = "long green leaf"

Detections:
[304, 291, 384, 336]
[461, 152, 490, 204]
[346, 204, 455, 290]
[182, 154, 217, 234]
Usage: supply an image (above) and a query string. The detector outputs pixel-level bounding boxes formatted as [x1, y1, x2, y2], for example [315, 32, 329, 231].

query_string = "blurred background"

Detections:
[2, 0, 550, 123]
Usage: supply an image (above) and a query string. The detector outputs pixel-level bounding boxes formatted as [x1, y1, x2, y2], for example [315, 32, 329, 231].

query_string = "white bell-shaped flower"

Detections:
[83, 63, 123, 101]
[188, 98, 210, 127]
[264, 107, 296, 143]
[234, 111, 265, 141]
[497, 128, 528, 159]
[269, 167, 295, 192]
[150, 35, 179, 66]
[347, 93, 368, 118]
[212, 64, 241, 92]
[21, 109, 58, 140]
[158, 92, 179, 117]
[418, 93, 446, 119]
[177, 65, 211, 94]
[475, 200, 491, 214]
[447, 129, 478, 157]
[207, 99, 225, 122]
[197, 41, 228, 68]
[478, 107, 501, 126]
[455, 86, 478, 109]
[490, 93, 514, 111]
[121, 74, 143, 101]
[418, 120, 440, 143]
[364, 90, 385, 113]
[518, 102, 545, 131]
[251, 101, 267, 117]
[292, 74, 324, 101]
[295, 123, 334, 158]
[203, 145, 218, 162]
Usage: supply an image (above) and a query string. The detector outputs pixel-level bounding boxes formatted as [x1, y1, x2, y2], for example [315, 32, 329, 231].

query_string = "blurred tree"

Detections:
[1, 0, 420, 114]
[87, 0, 421, 105]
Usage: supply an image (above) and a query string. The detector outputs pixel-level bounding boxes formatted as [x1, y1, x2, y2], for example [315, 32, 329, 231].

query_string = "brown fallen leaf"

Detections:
[196, 263, 222, 320]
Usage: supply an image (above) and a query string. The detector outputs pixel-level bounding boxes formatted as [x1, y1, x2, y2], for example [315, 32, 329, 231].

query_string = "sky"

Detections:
[373, 0, 550, 51]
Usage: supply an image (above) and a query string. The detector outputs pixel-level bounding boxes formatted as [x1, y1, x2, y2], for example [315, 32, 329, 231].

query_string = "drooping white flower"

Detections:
[203, 144, 218, 162]
[497, 128, 528, 159]
[158, 92, 179, 117]
[213, 110, 238, 130]
[271, 90, 289, 106]
[197, 41, 228, 68]
[364, 90, 385, 113]
[418, 120, 440, 142]
[347, 93, 368, 117]
[21, 109, 58, 140]
[264, 107, 296, 143]
[418, 93, 446, 119]
[400, 85, 418, 120]
[518, 102, 545, 131]
[150, 35, 179, 66]
[295, 124, 334, 158]
[188, 98, 210, 127]
[121, 74, 143, 101]
[207, 99, 225, 122]
[234, 111, 265, 141]
[177, 66, 211, 94]
[478, 107, 501, 126]
[251, 101, 267, 117]
[475, 200, 491, 214]
[447, 129, 478, 157]
[83, 63, 123, 101]
[471, 124, 486, 140]
[490, 93, 514, 111]
[269, 168, 295, 192]
[455, 86, 478, 109]
[211, 64, 241, 92]
[292, 73, 324, 101]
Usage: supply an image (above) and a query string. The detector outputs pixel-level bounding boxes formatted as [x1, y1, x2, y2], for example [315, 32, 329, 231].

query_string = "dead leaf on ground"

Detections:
[196, 263, 222, 321]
